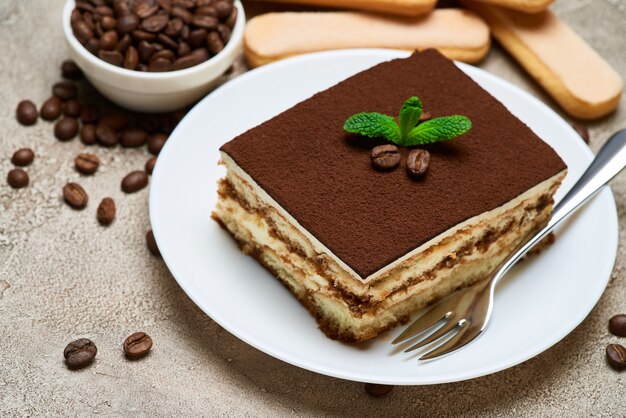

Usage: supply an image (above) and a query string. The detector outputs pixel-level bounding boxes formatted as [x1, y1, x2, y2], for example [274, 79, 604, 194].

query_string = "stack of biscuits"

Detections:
[242, 0, 622, 120]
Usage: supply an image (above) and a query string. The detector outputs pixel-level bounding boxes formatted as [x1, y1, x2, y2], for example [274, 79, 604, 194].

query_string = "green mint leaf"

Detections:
[398, 96, 423, 142]
[343, 112, 400, 144]
[406, 115, 472, 146]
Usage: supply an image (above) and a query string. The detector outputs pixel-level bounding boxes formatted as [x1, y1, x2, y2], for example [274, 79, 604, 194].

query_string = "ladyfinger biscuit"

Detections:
[468, 0, 553, 13]
[247, 0, 436, 17]
[244, 10, 491, 68]
[464, 1, 622, 119]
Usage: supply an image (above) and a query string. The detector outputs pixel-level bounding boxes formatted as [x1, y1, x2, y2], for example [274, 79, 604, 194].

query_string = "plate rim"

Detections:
[150, 49, 619, 385]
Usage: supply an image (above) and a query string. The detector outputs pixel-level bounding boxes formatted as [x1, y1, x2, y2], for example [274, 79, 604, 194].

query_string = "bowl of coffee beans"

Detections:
[63, 0, 244, 112]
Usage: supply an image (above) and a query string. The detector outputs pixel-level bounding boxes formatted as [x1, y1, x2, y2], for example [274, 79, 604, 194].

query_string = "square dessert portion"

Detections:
[214, 50, 567, 342]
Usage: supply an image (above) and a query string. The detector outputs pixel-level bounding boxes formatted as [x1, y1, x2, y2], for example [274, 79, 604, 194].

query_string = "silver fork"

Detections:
[392, 129, 626, 361]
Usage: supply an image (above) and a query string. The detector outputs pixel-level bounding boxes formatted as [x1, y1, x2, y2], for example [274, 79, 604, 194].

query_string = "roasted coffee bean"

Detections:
[138, 40, 157, 61]
[192, 14, 217, 29]
[99, 49, 124, 66]
[371, 144, 400, 170]
[40, 96, 63, 121]
[100, 30, 119, 50]
[99, 112, 130, 130]
[187, 28, 207, 48]
[206, 31, 223, 54]
[72, 19, 94, 44]
[215, 1, 233, 19]
[71, 8, 82, 24]
[16, 100, 38, 126]
[94, 5, 114, 17]
[63, 99, 83, 118]
[148, 133, 168, 155]
[116, 33, 132, 53]
[120, 128, 149, 147]
[80, 124, 98, 145]
[151, 49, 175, 62]
[606, 344, 626, 371]
[173, 51, 203, 70]
[196, 6, 217, 17]
[134, 1, 159, 18]
[101, 15, 117, 30]
[217, 24, 230, 44]
[7, 169, 29, 189]
[54, 117, 79, 141]
[64, 338, 97, 370]
[11, 148, 35, 167]
[52, 82, 78, 101]
[115, 12, 139, 34]
[165, 17, 184, 36]
[225, 7, 237, 28]
[136, 113, 161, 133]
[95, 123, 119, 147]
[97, 197, 116, 226]
[157, 33, 178, 50]
[63, 182, 89, 209]
[124, 46, 139, 69]
[132, 29, 157, 41]
[145, 156, 157, 175]
[141, 14, 169, 32]
[114, 0, 132, 16]
[85, 38, 100, 54]
[61, 59, 83, 79]
[148, 57, 172, 72]
[406, 149, 431, 177]
[572, 122, 590, 144]
[122, 170, 149, 193]
[177, 41, 191, 56]
[171, 6, 193, 24]
[75, 1, 95, 12]
[419, 111, 432, 122]
[123, 332, 153, 358]
[609, 314, 626, 337]
[74, 153, 100, 175]
[174, 0, 195, 8]
[146, 229, 161, 257]
[157, 0, 172, 12]
[364, 383, 394, 397]
[80, 104, 100, 123]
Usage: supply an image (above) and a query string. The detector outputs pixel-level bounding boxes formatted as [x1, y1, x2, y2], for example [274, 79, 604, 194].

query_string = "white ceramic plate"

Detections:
[150, 50, 618, 385]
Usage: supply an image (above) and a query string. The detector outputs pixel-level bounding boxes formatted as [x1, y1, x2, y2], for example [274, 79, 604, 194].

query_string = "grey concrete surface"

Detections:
[1, 0, 625, 416]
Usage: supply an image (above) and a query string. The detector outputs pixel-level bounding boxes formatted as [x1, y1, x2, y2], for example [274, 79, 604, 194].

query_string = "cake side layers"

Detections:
[213, 170, 563, 341]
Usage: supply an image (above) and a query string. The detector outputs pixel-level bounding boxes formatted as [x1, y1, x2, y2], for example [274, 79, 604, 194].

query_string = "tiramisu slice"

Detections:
[213, 50, 566, 342]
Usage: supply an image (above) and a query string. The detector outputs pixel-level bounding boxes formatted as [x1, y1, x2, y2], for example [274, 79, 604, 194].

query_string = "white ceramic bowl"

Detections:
[62, 0, 245, 112]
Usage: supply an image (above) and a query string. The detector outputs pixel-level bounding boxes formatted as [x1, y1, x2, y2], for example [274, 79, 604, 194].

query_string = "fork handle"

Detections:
[491, 129, 626, 288]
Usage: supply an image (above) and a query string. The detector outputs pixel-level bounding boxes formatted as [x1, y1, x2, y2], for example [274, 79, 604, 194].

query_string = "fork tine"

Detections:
[418, 321, 483, 361]
[404, 317, 464, 353]
[391, 302, 454, 345]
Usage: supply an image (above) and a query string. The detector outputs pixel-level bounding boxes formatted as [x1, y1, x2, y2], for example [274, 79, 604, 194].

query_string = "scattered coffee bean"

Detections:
[61, 59, 83, 80]
[609, 314, 626, 337]
[52, 82, 78, 101]
[63, 99, 83, 118]
[63, 182, 89, 210]
[123, 332, 153, 359]
[71, 0, 237, 72]
[371, 144, 400, 171]
[74, 153, 100, 175]
[572, 122, 590, 144]
[122, 170, 149, 193]
[80, 124, 97, 145]
[406, 149, 431, 178]
[97, 197, 116, 226]
[64, 338, 97, 370]
[16, 100, 38, 126]
[145, 156, 157, 175]
[40, 96, 63, 121]
[80, 104, 100, 123]
[99, 112, 130, 130]
[120, 128, 149, 147]
[95, 123, 119, 147]
[7, 169, 29, 189]
[606, 343, 626, 371]
[364, 383, 394, 397]
[54, 117, 79, 141]
[148, 133, 167, 155]
[11, 148, 35, 167]
[420, 111, 432, 122]
[146, 229, 161, 257]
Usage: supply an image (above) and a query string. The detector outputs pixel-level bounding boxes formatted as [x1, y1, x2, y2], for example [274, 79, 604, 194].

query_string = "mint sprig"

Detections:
[343, 96, 472, 147]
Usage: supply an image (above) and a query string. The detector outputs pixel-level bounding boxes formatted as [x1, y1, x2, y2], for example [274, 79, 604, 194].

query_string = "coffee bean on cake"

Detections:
[11, 148, 35, 167]
[16, 100, 38, 126]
